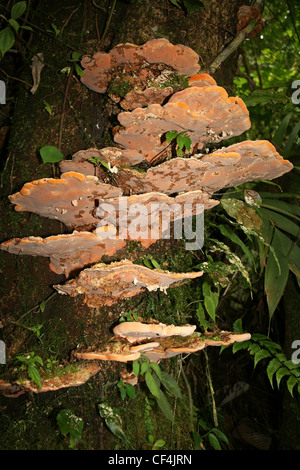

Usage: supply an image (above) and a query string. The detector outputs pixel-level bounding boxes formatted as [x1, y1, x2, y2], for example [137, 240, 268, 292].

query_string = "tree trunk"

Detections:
[0, 0, 260, 450]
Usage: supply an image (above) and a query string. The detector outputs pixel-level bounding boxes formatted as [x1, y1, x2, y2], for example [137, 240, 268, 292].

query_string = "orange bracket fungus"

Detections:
[80, 38, 200, 110]
[0, 228, 126, 277]
[113, 84, 251, 162]
[0, 39, 294, 395]
[54, 260, 204, 307]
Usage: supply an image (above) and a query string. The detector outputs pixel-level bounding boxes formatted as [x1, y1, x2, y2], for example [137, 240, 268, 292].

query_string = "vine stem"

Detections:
[208, 0, 263, 74]
[57, 64, 74, 153]
[100, 0, 117, 42]
[204, 349, 218, 428]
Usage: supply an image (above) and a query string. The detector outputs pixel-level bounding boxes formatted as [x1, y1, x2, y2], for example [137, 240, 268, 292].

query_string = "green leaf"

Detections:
[11, 1, 27, 20]
[43, 100, 52, 115]
[260, 208, 300, 238]
[275, 367, 291, 389]
[98, 403, 130, 447]
[152, 439, 165, 449]
[145, 370, 161, 398]
[221, 198, 263, 231]
[71, 51, 82, 61]
[264, 228, 291, 318]
[74, 63, 84, 77]
[253, 349, 271, 368]
[204, 295, 216, 322]
[28, 364, 42, 388]
[193, 431, 202, 450]
[39, 145, 64, 164]
[156, 389, 174, 422]
[218, 224, 256, 266]
[143, 258, 152, 269]
[20, 25, 33, 31]
[262, 199, 300, 221]
[125, 383, 135, 399]
[283, 121, 300, 154]
[288, 242, 300, 278]
[273, 113, 292, 148]
[132, 360, 140, 377]
[176, 133, 191, 153]
[51, 23, 60, 36]
[56, 409, 84, 448]
[183, 0, 205, 14]
[160, 371, 182, 398]
[266, 358, 281, 387]
[286, 375, 298, 397]
[211, 428, 229, 445]
[196, 302, 210, 330]
[0, 27, 15, 57]
[140, 359, 150, 376]
[150, 362, 162, 380]
[120, 386, 126, 400]
[208, 432, 221, 450]
[232, 341, 250, 354]
[233, 318, 243, 333]
[165, 130, 178, 143]
[8, 19, 20, 33]
[202, 280, 211, 298]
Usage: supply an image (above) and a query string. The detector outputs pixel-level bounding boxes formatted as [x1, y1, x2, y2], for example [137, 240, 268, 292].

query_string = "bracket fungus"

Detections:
[108, 139, 292, 198]
[0, 39, 294, 395]
[54, 260, 203, 307]
[113, 321, 197, 343]
[80, 38, 200, 110]
[72, 323, 251, 365]
[0, 228, 126, 277]
[8, 171, 122, 229]
[0, 362, 101, 396]
[114, 85, 251, 162]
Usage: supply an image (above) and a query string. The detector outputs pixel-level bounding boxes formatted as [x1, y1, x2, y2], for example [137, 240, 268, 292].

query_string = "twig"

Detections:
[58, 64, 74, 152]
[208, 18, 258, 74]
[0, 67, 32, 88]
[100, 0, 117, 43]
[180, 363, 195, 430]
[60, 5, 80, 35]
[204, 349, 218, 428]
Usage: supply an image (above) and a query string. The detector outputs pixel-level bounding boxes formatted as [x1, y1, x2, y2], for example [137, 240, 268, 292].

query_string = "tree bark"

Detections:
[0, 0, 251, 450]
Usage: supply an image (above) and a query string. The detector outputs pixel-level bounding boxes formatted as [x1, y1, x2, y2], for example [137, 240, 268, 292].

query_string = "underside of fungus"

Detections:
[54, 260, 204, 307]
[72, 321, 251, 364]
[0, 228, 126, 277]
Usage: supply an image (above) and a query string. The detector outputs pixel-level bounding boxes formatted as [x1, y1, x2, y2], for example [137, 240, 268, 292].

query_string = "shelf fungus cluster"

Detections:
[73, 320, 252, 365]
[0, 39, 293, 394]
[54, 260, 204, 307]
[80, 38, 200, 110]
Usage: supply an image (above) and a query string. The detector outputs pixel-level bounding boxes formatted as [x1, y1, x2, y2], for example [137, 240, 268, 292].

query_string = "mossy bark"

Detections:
[0, 0, 248, 450]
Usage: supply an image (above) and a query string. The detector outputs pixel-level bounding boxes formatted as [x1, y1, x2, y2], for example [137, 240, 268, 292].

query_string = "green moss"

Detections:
[151, 72, 190, 92]
[108, 77, 134, 98]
